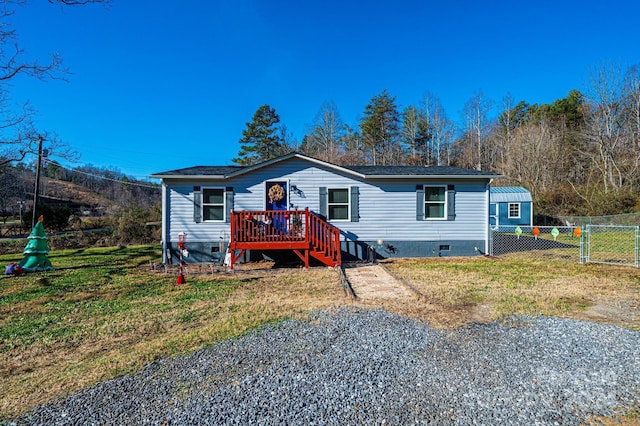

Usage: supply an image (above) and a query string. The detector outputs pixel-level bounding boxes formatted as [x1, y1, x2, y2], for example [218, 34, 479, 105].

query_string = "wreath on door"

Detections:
[268, 184, 285, 202]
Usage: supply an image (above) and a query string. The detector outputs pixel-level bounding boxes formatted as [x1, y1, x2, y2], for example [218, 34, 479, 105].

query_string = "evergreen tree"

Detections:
[234, 105, 282, 165]
[359, 90, 401, 165]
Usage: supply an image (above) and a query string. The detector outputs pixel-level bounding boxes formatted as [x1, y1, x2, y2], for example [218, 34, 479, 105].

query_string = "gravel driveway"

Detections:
[9, 308, 640, 425]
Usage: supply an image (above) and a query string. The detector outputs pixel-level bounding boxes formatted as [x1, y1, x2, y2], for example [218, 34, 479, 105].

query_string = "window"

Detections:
[328, 188, 349, 221]
[508, 203, 520, 218]
[203, 188, 225, 221]
[424, 185, 447, 220]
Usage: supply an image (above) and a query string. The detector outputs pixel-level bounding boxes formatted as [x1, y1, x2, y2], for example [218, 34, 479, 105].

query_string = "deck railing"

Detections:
[231, 209, 307, 243]
[229, 208, 341, 267]
[307, 210, 342, 264]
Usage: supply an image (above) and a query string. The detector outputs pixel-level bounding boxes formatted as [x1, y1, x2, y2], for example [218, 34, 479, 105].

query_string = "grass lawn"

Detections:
[0, 245, 346, 419]
[384, 257, 640, 329]
[1, 246, 639, 420]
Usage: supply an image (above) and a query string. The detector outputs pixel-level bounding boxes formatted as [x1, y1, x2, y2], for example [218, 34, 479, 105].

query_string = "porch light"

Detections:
[290, 184, 303, 197]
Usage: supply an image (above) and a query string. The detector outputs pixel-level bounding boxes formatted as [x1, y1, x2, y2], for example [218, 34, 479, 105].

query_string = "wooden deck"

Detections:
[228, 208, 341, 270]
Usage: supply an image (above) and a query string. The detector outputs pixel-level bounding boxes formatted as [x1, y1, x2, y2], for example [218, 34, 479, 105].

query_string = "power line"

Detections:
[54, 163, 160, 190]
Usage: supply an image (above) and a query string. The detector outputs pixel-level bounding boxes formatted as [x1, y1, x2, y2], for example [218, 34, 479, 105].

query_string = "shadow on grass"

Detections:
[492, 234, 578, 256]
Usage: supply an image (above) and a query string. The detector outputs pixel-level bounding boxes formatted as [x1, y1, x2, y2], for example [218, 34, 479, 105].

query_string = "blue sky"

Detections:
[8, 0, 640, 179]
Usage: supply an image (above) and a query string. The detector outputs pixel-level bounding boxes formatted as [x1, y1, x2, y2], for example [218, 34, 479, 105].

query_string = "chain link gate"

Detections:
[581, 224, 640, 268]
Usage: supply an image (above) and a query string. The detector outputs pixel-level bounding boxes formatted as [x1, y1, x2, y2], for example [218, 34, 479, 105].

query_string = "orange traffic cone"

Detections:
[175, 269, 186, 285]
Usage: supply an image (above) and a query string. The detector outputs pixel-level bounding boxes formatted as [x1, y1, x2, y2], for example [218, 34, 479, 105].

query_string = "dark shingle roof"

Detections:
[150, 153, 501, 179]
[345, 165, 500, 177]
[151, 165, 243, 177]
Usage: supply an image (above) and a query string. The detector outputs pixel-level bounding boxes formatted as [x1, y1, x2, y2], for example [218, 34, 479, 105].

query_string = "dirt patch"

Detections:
[573, 300, 640, 329]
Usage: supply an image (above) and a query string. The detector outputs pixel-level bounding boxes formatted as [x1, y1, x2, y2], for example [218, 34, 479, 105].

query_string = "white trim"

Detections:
[327, 187, 350, 222]
[530, 203, 534, 227]
[490, 202, 499, 229]
[508, 202, 521, 219]
[202, 187, 226, 222]
[161, 182, 168, 262]
[424, 184, 447, 221]
[231, 153, 366, 180]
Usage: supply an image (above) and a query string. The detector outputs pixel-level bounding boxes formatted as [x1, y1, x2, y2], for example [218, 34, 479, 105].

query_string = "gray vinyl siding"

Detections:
[164, 157, 490, 244]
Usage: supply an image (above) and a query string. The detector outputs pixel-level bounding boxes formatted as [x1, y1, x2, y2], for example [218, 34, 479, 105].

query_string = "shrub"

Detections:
[113, 203, 161, 245]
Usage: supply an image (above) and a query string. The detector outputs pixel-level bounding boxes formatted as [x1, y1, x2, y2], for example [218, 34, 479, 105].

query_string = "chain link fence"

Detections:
[490, 224, 640, 268]
[490, 225, 582, 262]
[557, 212, 640, 227]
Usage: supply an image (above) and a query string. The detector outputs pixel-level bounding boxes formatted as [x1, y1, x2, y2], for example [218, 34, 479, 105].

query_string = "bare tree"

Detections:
[462, 90, 493, 170]
[499, 118, 564, 199]
[623, 64, 640, 186]
[421, 93, 455, 166]
[400, 105, 429, 164]
[582, 63, 629, 193]
[278, 124, 297, 155]
[302, 102, 346, 163]
[0, 0, 107, 164]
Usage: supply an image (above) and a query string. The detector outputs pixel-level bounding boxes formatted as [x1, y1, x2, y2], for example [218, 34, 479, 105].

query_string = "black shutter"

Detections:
[416, 185, 424, 221]
[350, 186, 359, 222]
[447, 184, 455, 221]
[319, 187, 327, 217]
[225, 187, 233, 223]
[193, 186, 201, 223]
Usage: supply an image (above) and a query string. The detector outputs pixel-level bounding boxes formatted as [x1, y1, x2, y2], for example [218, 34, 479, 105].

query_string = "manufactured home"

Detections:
[151, 153, 501, 268]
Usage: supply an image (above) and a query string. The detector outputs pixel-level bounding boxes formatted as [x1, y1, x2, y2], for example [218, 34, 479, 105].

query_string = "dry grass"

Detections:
[0, 248, 348, 419]
[1, 247, 639, 421]
[383, 257, 640, 329]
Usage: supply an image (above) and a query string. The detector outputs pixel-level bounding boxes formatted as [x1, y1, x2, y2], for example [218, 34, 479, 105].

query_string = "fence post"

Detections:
[579, 227, 585, 265]
[636, 226, 640, 268]
[488, 224, 493, 256]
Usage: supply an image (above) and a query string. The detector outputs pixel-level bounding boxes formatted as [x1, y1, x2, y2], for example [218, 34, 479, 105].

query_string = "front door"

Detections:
[266, 181, 288, 211]
[266, 181, 288, 233]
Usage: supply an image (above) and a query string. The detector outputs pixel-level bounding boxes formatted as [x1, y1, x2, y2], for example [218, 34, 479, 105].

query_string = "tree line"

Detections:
[234, 64, 640, 217]
[0, 1, 637, 220]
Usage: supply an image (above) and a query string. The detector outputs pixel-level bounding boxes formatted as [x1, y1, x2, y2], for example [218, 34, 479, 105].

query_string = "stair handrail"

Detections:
[306, 208, 341, 265]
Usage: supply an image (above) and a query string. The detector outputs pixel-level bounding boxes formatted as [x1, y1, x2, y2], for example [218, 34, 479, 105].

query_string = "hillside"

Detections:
[0, 164, 161, 243]
[40, 177, 115, 208]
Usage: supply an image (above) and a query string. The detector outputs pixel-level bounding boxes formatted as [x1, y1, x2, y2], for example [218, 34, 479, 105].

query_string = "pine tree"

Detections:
[234, 105, 282, 165]
[359, 90, 401, 165]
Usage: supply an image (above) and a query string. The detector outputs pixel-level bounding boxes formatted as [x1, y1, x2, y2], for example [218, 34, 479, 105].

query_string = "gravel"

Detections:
[8, 308, 640, 425]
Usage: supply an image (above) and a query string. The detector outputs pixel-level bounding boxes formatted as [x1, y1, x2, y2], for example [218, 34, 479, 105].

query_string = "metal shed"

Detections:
[490, 186, 533, 228]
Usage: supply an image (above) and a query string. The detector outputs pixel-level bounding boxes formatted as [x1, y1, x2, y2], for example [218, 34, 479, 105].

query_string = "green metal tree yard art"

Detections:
[19, 215, 54, 272]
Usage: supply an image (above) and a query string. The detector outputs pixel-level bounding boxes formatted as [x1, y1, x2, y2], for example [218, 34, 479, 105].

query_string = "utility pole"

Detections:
[17, 200, 25, 227]
[32, 135, 43, 228]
